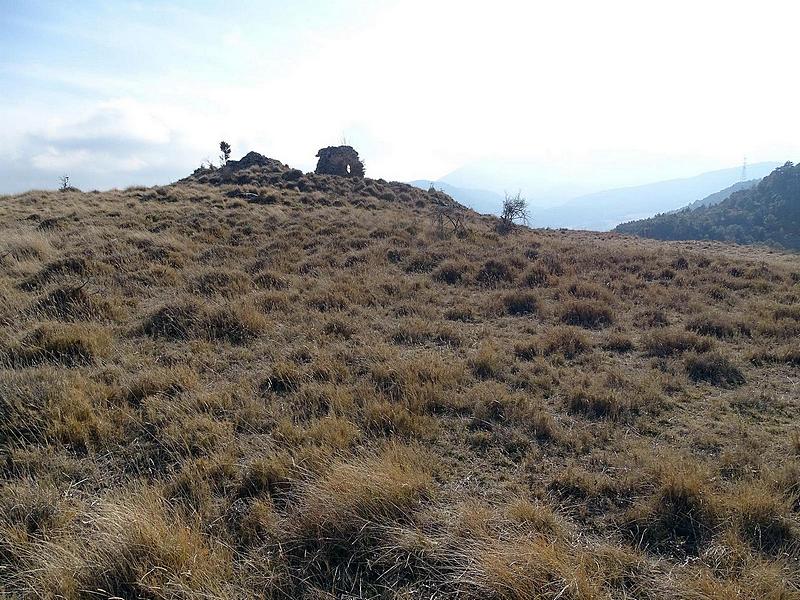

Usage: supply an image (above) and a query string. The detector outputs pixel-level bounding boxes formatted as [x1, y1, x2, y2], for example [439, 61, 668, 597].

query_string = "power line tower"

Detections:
[741, 156, 747, 182]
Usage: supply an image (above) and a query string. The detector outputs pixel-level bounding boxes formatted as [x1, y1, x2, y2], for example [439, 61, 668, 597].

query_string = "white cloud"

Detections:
[31, 147, 148, 173]
[38, 98, 172, 146]
[182, 0, 800, 181]
[2, 0, 799, 192]
[0, 98, 195, 191]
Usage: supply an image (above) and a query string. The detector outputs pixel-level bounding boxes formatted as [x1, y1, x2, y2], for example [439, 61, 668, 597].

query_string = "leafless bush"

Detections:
[496, 191, 529, 234]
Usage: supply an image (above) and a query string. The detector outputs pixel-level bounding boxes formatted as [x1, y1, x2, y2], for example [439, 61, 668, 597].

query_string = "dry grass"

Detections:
[684, 351, 746, 387]
[625, 466, 720, 555]
[1, 167, 798, 597]
[7, 323, 111, 367]
[560, 299, 615, 329]
[644, 328, 715, 357]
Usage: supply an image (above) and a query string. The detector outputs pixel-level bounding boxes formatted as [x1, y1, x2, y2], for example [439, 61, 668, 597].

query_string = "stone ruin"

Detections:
[314, 146, 365, 178]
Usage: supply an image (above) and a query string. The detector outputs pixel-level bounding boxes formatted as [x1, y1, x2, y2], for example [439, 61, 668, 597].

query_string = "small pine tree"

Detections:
[219, 141, 231, 166]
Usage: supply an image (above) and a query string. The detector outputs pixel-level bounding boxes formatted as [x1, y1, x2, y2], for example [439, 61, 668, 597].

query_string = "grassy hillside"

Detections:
[409, 180, 504, 215]
[616, 162, 800, 250]
[1, 156, 799, 598]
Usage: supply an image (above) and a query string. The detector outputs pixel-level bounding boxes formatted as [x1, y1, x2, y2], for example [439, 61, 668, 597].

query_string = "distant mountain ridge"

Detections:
[614, 162, 800, 250]
[436, 152, 747, 209]
[419, 162, 781, 230]
[532, 162, 780, 230]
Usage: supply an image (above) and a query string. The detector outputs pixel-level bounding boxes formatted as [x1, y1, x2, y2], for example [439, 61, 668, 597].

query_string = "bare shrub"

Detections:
[496, 192, 529, 234]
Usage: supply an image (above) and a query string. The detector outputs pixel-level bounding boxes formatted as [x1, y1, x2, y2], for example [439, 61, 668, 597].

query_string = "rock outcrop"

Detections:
[225, 151, 288, 173]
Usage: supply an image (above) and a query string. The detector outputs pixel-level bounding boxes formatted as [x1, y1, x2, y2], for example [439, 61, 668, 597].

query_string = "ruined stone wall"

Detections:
[314, 146, 365, 178]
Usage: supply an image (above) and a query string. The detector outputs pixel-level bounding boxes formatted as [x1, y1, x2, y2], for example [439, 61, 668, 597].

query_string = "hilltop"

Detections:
[1, 153, 799, 598]
[616, 161, 800, 251]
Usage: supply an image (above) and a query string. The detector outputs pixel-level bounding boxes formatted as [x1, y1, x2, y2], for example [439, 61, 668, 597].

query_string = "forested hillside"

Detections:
[684, 178, 761, 211]
[616, 162, 800, 250]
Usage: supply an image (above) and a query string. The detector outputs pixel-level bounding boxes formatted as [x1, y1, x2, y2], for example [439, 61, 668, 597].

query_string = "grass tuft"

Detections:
[33, 286, 117, 321]
[9, 323, 111, 367]
[560, 300, 614, 329]
[501, 290, 540, 316]
[644, 328, 714, 357]
[684, 352, 745, 387]
[626, 467, 719, 555]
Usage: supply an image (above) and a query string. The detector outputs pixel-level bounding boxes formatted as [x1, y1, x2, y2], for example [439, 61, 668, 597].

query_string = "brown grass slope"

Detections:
[1, 161, 799, 598]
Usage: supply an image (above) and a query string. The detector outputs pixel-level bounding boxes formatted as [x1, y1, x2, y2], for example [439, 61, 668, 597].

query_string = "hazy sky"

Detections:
[2, 0, 799, 193]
